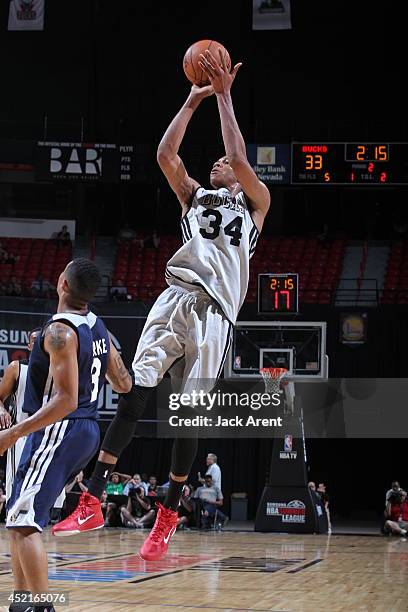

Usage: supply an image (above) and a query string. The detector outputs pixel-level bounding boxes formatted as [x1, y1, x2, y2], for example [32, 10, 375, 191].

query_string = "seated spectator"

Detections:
[118, 222, 137, 241]
[120, 486, 156, 528]
[6, 276, 22, 297]
[123, 473, 148, 496]
[110, 279, 129, 302]
[147, 475, 158, 497]
[0, 487, 6, 523]
[63, 471, 89, 517]
[384, 489, 408, 537]
[0, 281, 6, 296]
[65, 470, 88, 494]
[385, 480, 402, 505]
[56, 224, 71, 245]
[177, 484, 196, 529]
[100, 489, 119, 526]
[194, 474, 228, 529]
[31, 275, 54, 299]
[106, 472, 130, 496]
[144, 229, 160, 249]
[2, 250, 19, 264]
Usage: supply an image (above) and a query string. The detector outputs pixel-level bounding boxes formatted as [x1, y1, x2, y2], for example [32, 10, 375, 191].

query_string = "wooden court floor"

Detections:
[0, 526, 407, 611]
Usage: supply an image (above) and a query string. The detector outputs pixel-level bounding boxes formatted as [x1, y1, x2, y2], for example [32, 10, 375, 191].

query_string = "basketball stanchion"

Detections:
[254, 369, 325, 533]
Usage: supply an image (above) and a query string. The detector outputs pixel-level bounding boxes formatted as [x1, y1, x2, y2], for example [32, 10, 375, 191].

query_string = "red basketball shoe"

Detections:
[52, 492, 104, 537]
[139, 503, 178, 561]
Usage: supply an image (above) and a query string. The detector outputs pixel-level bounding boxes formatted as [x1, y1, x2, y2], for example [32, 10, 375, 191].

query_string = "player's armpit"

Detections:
[106, 338, 132, 394]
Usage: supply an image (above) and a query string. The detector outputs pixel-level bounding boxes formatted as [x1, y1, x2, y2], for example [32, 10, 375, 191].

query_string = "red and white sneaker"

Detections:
[139, 503, 178, 561]
[52, 492, 104, 537]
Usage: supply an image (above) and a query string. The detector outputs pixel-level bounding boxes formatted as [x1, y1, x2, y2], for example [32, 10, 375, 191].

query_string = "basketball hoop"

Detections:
[260, 367, 288, 396]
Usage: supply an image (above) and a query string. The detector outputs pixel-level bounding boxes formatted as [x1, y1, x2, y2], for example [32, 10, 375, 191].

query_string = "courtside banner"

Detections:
[247, 144, 291, 184]
[8, 0, 45, 31]
[252, 0, 292, 30]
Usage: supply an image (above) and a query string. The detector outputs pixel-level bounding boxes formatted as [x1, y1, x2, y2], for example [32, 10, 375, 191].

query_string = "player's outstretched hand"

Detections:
[0, 408, 11, 430]
[198, 48, 242, 95]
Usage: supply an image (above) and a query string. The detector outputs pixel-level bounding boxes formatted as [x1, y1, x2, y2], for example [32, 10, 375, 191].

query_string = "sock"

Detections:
[87, 462, 115, 500]
[164, 476, 187, 512]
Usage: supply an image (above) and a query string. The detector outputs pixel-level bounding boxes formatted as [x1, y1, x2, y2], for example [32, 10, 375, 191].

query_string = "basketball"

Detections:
[183, 39, 231, 87]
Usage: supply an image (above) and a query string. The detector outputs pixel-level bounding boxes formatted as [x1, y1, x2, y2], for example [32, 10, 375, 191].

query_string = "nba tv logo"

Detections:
[284, 434, 292, 452]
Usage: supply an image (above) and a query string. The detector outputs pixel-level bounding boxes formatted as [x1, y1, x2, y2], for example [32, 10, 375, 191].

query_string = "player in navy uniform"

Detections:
[0, 258, 132, 612]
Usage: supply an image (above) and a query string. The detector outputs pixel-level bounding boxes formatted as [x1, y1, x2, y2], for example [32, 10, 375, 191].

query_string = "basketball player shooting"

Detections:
[0, 258, 132, 612]
[53, 48, 270, 562]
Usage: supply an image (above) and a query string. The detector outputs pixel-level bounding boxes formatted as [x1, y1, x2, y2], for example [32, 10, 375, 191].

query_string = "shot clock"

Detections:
[258, 273, 299, 315]
[291, 142, 408, 184]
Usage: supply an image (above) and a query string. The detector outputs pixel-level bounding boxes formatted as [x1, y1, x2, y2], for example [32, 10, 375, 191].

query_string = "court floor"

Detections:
[0, 526, 407, 611]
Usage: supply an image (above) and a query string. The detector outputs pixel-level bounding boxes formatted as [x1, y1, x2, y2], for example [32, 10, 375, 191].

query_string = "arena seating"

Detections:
[0, 237, 72, 297]
[113, 236, 347, 304]
[381, 240, 408, 304]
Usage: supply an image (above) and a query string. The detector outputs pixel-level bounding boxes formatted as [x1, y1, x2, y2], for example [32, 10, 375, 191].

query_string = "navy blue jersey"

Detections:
[23, 312, 110, 419]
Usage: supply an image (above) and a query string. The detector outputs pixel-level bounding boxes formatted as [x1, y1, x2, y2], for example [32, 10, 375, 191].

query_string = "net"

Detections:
[260, 367, 294, 415]
[259, 367, 288, 395]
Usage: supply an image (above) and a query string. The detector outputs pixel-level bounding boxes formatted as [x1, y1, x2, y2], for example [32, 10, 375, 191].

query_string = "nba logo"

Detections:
[284, 435, 292, 452]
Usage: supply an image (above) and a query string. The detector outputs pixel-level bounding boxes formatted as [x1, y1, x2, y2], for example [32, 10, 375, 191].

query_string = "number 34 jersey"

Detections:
[166, 187, 259, 324]
[23, 312, 110, 420]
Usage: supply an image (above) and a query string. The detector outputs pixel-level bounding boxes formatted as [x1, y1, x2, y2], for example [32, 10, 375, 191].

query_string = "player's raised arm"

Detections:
[157, 85, 213, 210]
[199, 49, 270, 231]
[0, 322, 78, 454]
[106, 336, 132, 394]
[0, 360, 19, 429]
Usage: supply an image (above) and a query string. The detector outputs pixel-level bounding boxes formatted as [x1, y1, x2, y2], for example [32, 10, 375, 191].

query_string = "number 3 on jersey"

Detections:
[90, 357, 101, 402]
[200, 210, 243, 246]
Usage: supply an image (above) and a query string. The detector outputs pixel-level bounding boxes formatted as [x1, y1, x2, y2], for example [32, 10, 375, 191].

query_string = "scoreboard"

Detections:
[258, 273, 299, 315]
[291, 142, 408, 185]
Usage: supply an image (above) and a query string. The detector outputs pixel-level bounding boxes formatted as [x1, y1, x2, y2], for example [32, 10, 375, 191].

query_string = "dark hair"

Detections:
[28, 327, 42, 339]
[389, 491, 403, 504]
[204, 474, 213, 480]
[65, 258, 101, 304]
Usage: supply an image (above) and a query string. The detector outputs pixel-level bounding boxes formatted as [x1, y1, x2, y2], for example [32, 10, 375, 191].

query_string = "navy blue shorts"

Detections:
[7, 418, 99, 531]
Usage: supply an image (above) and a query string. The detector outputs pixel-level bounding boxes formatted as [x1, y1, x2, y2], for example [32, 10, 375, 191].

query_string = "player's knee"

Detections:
[117, 384, 154, 423]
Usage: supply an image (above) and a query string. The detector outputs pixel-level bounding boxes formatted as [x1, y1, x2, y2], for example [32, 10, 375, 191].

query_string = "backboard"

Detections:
[225, 321, 328, 381]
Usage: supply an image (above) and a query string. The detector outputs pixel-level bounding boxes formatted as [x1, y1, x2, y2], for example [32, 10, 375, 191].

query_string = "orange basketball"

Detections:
[183, 39, 231, 87]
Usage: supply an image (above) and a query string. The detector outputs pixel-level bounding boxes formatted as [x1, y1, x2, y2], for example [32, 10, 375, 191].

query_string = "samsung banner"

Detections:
[247, 143, 291, 184]
[0, 309, 152, 424]
[8, 0, 45, 31]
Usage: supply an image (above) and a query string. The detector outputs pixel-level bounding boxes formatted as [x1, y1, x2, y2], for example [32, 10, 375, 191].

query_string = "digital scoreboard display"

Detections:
[258, 273, 299, 315]
[291, 142, 408, 185]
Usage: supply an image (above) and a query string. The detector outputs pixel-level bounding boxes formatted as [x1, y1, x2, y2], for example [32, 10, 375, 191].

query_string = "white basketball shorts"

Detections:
[132, 284, 232, 393]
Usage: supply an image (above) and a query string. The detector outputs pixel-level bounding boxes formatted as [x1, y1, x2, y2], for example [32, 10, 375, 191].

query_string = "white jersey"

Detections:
[6, 361, 29, 501]
[165, 187, 259, 323]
